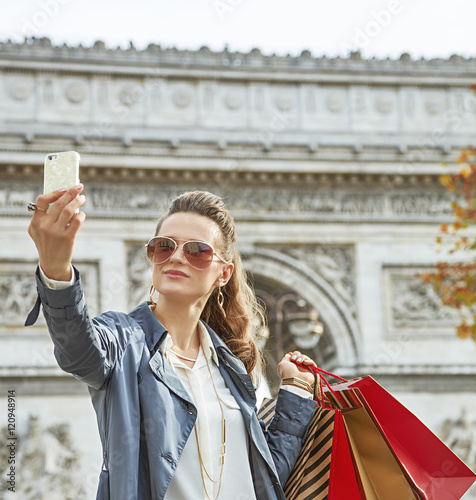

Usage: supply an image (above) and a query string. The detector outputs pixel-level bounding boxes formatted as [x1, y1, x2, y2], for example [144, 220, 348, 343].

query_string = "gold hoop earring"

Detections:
[149, 285, 157, 307]
[218, 287, 226, 317]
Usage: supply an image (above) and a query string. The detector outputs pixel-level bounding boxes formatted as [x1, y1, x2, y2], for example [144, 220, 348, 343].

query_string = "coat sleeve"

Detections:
[263, 388, 316, 487]
[28, 266, 130, 390]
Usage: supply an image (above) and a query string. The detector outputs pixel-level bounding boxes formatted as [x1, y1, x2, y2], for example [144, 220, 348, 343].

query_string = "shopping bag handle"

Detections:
[303, 364, 347, 407]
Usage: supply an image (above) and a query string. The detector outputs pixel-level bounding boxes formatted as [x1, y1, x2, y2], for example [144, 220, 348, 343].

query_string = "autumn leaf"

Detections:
[461, 167, 471, 178]
[421, 143, 476, 344]
[440, 174, 452, 187]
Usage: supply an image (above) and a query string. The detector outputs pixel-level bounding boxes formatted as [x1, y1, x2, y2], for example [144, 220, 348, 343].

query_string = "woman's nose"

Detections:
[169, 244, 187, 264]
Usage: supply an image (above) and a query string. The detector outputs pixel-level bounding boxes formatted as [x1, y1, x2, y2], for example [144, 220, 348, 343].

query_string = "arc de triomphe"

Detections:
[1, 39, 476, 497]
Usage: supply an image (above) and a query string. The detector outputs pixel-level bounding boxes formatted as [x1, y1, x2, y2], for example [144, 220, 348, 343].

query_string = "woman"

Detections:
[26, 185, 318, 500]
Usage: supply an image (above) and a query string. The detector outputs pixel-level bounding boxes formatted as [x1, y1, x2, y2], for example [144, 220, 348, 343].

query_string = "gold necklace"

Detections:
[169, 349, 197, 363]
[194, 346, 226, 500]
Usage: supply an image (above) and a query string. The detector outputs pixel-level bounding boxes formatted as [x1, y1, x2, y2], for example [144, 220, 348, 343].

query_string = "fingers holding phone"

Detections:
[27, 152, 86, 281]
[44, 183, 86, 227]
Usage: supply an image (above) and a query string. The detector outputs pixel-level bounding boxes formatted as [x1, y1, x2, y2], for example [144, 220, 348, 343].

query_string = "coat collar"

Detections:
[130, 302, 255, 403]
[130, 301, 242, 368]
[128, 302, 168, 353]
[202, 323, 257, 405]
[202, 322, 248, 376]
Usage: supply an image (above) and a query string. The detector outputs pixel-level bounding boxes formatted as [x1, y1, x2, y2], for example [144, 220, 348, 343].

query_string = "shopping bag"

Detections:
[340, 405, 419, 500]
[258, 398, 362, 499]
[260, 391, 420, 498]
[318, 370, 476, 500]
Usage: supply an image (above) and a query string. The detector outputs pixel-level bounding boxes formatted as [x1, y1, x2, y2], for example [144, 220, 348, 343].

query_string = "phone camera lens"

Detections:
[48, 156, 53, 161]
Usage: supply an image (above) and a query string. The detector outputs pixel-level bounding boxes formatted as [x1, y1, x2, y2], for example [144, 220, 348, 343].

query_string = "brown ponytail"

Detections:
[155, 191, 265, 378]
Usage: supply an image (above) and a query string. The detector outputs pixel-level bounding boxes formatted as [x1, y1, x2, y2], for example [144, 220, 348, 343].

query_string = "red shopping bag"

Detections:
[310, 367, 476, 500]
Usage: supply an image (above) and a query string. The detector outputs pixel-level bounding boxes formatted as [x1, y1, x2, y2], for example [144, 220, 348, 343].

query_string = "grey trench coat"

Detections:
[26, 268, 316, 500]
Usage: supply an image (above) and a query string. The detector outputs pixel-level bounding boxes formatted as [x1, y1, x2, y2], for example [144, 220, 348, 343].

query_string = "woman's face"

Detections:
[151, 212, 233, 306]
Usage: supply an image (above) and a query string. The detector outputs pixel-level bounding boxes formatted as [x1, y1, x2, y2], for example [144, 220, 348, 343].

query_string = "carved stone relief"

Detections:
[119, 84, 141, 107]
[0, 415, 87, 500]
[64, 81, 87, 104]
[262, 244, 357, 317]
[375, 92, 394, 114]
[383, 267, 459, 333]
[0, 261, 99, 328]
[0, 41, 475, 138]
[127, 243, 152, 310]
[224, 188, 452, 218]
[0, 182, 454, 221]
[326, 92, 345, 113]
[0, 264, 41, 326]
[223, 86, 244, 110]
[7, 76, 33, 102]
[171, 83, 193, 108]
[274, 89, 295, 112]
[0, 65, 473, 137]
[438, 410, 476, 498]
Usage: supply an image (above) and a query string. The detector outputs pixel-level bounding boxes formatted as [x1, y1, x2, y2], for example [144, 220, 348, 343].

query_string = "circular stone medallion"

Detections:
[172, 85, 193, 108]
[65, 81, 87, 104]
[8, 77, 33, 101]
[326, 93, 344, 113]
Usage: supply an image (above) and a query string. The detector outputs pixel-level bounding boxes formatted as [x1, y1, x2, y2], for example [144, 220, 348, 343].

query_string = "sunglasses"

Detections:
[145, 236, 229, 270]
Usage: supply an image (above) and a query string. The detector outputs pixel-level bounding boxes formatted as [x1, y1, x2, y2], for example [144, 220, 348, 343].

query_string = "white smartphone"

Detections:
[43, 151, 80, 194]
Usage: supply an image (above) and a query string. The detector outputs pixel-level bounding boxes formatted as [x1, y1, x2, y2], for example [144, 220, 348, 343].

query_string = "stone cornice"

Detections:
[0, 132, 462, 175]
[1, 39, 476, 85]
[0, 163, 444, 187]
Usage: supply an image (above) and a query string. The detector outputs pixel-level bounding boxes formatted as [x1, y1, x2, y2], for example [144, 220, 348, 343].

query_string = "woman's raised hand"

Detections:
[277, 351, 317, 387]
[27, 184, 86, 281]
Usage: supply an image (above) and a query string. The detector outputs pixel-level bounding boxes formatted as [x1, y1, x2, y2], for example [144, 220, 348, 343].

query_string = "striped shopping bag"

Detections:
[258, 399, 362, 499]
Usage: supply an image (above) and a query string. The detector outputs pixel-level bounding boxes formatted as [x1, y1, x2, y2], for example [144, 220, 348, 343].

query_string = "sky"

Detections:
[0, 0, 474, 60]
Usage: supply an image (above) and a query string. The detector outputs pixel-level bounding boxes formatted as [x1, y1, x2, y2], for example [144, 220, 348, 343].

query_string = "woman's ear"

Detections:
[215, 262, 234, 287]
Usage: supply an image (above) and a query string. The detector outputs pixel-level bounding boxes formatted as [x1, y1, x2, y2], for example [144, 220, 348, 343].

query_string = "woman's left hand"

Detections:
[277, 351, 317, 387]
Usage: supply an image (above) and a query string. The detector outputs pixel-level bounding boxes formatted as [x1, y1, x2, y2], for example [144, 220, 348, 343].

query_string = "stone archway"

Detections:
[242, 246, 360, 393]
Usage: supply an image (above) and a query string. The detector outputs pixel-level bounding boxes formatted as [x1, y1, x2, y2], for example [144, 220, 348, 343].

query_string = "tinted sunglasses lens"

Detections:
[183, 241, 214, 269]
[148, 238, 175, 264]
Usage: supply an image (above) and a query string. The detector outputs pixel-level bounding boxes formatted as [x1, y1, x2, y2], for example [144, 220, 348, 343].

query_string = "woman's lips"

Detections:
[164, 269, 189, 279]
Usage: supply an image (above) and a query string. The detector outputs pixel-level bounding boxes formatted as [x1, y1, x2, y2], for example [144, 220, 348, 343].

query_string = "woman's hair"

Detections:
[155, 191, 265, 378]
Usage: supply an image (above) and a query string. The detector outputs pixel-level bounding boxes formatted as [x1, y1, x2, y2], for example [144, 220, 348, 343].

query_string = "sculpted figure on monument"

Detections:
[0, 415, 86, 500]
